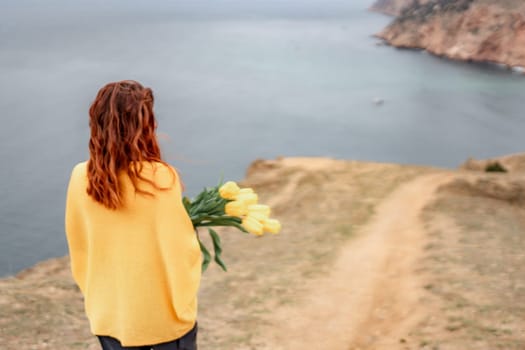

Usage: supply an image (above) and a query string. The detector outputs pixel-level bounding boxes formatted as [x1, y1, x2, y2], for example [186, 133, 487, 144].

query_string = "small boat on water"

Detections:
[373, 97, 384, 106]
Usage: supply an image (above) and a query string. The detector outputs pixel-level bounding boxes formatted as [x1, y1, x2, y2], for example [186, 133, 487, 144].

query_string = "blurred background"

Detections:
[1, 0, 524, 277]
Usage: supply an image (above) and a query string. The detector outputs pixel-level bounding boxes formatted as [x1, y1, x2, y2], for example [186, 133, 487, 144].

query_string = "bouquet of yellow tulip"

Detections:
[183, 181, 281, 272]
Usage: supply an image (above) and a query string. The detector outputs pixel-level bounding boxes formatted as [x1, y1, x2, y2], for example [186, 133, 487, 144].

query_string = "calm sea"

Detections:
[1, 0, 524, 276]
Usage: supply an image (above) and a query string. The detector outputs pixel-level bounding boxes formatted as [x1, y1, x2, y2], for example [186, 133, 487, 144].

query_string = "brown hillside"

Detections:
[1, 157, 524, 349]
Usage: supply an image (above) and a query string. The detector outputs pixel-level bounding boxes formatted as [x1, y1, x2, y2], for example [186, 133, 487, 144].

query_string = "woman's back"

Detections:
[65, 81, 201, 348]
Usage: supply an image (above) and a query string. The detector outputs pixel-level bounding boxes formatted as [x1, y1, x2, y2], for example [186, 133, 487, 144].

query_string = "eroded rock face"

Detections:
[460, 153, 525, 173]
[370, 0, 411, 16]
[376, 0, 525, 69]
[438, 176, 525, 206]
[370, 0, 433, 16]
[447, 153, 525, 206]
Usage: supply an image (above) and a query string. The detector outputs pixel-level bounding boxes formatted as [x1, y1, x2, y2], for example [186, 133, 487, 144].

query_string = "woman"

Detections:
[65, 80, 201, 350]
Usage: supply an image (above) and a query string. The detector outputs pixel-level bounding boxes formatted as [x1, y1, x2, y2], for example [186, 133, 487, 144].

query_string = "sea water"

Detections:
[1, 0, 524, 276]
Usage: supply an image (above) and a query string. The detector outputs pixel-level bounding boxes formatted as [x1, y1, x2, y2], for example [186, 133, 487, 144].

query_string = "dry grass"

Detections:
[415, 178, 525, 349]
[197, 159, 429, 349]
[4, 158, 523, 349]
[0, 158, 428, 350]
[0, 257, 97, 349]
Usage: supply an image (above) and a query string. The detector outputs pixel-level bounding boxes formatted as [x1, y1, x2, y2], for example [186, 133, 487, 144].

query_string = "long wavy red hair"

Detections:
[87, 80, 173, 209]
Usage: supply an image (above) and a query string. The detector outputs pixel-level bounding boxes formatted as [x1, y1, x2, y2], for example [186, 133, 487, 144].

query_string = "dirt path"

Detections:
[258, 172, 454, 350]
[3, 157, 523, 349]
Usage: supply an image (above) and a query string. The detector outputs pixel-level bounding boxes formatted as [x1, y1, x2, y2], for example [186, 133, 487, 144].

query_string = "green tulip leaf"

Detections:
[197, 233, 211, 272]
[208, 228, 227, 272]
[182, 196, 192, 214]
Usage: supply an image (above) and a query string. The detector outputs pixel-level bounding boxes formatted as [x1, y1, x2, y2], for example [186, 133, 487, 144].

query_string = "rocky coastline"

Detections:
[372, 0, 525, 70]
[370, 0, 433, 16]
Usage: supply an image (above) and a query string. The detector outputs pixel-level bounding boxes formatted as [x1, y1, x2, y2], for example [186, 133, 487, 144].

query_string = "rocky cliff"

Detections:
[370, 0, 432, 16]
[374, 0, 525, 69]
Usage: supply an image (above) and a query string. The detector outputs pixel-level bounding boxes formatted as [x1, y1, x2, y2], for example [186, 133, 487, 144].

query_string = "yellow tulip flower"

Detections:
[242, 216, 264, 236]
[263, 218, 281, 234]
[225, 200, 248, 217]
[235, 192, 258, 206]
[246, 211, 268, 223]
[239, 188, 254, 194]
[219, 181, 240, 200]
[247, 204, 271, 217]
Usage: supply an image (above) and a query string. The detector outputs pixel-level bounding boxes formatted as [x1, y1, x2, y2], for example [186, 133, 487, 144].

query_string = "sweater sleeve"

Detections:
[64, 164, 88, 294]
[154, 167, 202, 323]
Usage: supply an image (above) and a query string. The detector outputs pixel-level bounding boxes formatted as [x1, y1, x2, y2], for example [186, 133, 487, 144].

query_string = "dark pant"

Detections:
[97, 323, 197, 350]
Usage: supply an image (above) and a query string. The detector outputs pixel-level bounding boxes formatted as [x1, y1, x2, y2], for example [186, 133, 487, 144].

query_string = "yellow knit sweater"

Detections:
[65, 161, 201, 346]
